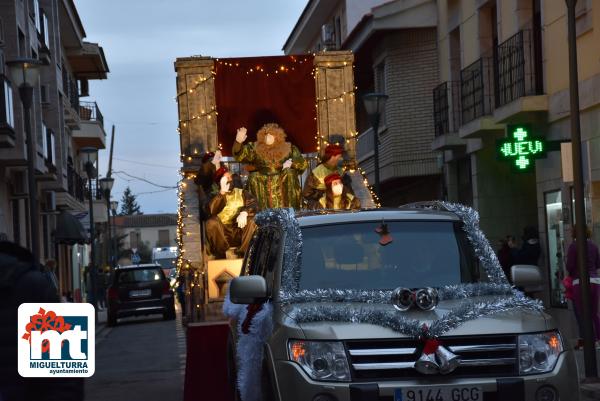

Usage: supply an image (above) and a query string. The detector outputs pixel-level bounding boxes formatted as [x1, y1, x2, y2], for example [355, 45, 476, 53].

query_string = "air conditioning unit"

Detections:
[321, 23, 336, 50]
[43, 190, 56, 212]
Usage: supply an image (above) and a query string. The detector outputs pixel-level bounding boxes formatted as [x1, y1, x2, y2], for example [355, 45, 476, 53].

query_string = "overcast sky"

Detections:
[75, 0, 307, 214]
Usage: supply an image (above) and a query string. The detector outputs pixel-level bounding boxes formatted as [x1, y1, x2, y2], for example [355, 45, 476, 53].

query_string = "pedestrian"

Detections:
[566, 224, 600, 348]
[0, 241, 84, 401]
[497, 236, 515, 282]
[512, 226, 541, 265]
[96, 267, 107, 309]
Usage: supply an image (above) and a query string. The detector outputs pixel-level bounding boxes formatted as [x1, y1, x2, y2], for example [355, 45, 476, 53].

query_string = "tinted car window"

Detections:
[117, 268, 164, 284]
[299, 221, 482, 290]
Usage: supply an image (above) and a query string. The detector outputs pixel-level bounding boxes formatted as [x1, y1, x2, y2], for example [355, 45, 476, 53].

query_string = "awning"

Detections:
[53, 210, 87, 245]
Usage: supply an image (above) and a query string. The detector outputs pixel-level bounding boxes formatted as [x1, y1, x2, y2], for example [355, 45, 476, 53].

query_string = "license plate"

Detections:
[129, 289, 151, 298]
[395, 386, 482, 401]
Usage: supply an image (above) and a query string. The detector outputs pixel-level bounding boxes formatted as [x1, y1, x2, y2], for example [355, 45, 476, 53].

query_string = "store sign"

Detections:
[497, 125, 546, 171]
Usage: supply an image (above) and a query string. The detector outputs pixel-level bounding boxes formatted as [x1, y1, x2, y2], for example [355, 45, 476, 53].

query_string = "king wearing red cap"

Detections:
[302, 143, 352, 208]
[318, 172, 360, 210]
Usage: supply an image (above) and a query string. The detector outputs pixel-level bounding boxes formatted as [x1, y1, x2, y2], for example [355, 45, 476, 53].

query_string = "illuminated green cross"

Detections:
[498, 126, 545, 171]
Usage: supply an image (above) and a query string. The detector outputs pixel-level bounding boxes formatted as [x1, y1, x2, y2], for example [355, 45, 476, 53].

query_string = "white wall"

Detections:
[119, 225, 177, 250]
[345, 0, 388, 36]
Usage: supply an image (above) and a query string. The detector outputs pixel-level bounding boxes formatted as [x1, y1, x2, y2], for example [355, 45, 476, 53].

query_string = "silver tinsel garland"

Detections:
[289, 292, 542, 338]
[279, 283, 515, 305]
[255, 208, 303, 292]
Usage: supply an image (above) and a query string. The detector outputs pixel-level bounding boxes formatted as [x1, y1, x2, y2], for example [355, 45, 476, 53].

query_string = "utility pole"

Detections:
[565, 0, 597, 378]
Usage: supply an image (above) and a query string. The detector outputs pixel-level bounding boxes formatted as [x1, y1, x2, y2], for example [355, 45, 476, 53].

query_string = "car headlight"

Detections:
[288, 340, 351, 381]
[518, 331, 563, 375]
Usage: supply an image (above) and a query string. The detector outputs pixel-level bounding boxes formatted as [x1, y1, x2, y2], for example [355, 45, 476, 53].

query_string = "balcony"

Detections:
[72, 101, 106, 149]
[458, 57, 503, 138]
[493, 29, 546, 123]
[62, 69, 80, 129]
[432, 81, 466, 151]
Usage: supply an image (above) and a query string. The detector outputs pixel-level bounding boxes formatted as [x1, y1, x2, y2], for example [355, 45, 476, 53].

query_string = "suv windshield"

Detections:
[299, 221, 483, 290]
[117, 268, 164, 284]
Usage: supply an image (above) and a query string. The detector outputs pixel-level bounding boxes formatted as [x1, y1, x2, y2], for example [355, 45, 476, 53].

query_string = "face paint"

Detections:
[265, 134, 275, 145]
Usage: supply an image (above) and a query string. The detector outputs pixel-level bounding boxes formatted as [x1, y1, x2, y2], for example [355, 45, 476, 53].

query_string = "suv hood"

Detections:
[283, 296, 550, 340]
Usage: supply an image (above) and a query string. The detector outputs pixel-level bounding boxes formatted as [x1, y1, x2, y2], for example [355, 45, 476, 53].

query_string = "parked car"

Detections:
[107, 263, 175, 326]
[227, 206, 579, 401]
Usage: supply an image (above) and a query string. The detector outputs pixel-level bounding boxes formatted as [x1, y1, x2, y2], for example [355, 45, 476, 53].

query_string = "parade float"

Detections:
[174, 51, 376, 400]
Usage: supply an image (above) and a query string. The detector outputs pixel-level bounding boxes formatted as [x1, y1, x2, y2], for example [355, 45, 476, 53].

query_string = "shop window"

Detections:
[545, 190, 566, 308]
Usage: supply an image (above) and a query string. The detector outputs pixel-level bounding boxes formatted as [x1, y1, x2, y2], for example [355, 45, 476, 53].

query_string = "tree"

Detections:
[119, 186, 142, 215]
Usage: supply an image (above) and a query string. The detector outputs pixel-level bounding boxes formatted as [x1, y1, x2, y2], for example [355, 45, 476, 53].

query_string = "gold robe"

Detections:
[302, 163, 343, 208]
[232, 141, 307, 210]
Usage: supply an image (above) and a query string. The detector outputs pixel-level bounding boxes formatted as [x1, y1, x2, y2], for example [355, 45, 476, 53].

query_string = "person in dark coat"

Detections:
[0, 241, 84, 401]
[497, 236, 515, 282]
[512, 226, 541, 265]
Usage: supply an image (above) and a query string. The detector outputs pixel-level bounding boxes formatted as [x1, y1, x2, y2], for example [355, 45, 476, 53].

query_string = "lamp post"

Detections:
[565, 0, 597, 379]
[7, 58, 44, 263]
[99, 177, 114, 271]
[362, 93, 388, 197]
[110, 200, 118, 268]
[80, 146, 98, 309]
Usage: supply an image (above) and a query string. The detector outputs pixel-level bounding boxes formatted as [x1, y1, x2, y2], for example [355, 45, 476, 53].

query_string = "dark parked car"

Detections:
[107, 263, 175, 326]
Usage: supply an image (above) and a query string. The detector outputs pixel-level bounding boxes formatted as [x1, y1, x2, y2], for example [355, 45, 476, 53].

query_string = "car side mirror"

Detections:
[230, 275, 267, 304]
[511, 264, 542, 289]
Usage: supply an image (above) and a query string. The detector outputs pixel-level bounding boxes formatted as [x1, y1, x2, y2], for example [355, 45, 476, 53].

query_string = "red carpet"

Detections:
[184, 321, 233, 401]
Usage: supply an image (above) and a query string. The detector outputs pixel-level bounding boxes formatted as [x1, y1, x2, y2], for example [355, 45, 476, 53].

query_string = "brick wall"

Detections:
[358, 28, 440, 183]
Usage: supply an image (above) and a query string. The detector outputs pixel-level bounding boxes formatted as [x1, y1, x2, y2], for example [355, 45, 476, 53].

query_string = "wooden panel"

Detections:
[314, 51, 357, 166]
[175, 57, 217, 169]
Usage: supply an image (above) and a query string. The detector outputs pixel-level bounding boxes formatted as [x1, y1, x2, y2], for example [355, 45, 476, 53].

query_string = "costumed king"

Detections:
[205, 167, 257, 259]
[194, 150, 222, 217]
[302, 142, 352, 209]
[233, 123, 307, 210]
[318, 173, 361, 210]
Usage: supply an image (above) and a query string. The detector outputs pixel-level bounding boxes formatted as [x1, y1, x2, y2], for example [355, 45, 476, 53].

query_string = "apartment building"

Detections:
[0, 0, 109, 301]
[284, 0, 443, 205]
[434, 0, 600, 334]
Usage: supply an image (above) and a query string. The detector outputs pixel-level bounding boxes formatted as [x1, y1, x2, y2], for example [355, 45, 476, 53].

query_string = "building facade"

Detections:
[284, 0, 443, 206]
[114, 214, 178, 265]
[0, 0, 109, 302]
[434, 0, 600, 337]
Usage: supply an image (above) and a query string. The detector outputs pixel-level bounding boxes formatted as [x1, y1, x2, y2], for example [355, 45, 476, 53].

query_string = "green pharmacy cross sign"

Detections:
[497, 125, 546, 171]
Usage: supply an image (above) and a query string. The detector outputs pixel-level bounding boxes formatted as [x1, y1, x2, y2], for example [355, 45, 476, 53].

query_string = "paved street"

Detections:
[85, 305, 186, 401]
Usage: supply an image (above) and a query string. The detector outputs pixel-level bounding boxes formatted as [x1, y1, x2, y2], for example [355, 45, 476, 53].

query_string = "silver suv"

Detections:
[226, 205, 579, 401]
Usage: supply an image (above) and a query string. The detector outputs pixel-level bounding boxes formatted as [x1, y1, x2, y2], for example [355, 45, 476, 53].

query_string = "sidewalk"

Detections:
[96, 308, 107, 335]
[573, 348, 600, 400]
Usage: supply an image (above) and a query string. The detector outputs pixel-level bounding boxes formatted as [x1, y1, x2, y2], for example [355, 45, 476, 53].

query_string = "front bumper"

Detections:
[273, 351, 579, 401]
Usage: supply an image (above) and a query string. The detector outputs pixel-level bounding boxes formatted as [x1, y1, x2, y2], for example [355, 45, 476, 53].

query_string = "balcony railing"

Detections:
[357, 127, 374, 161]
[460, 57, 494, 125]
[67, 164, 85, 202]
[62, 69, 80, 111]
[433, 81, 461, 137]
[495, 29, 544, 108]
[79, 101, 104, 127]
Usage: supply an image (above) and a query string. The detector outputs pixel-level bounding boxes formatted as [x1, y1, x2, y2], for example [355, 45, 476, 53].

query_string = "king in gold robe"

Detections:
[233, 123, 307, 210]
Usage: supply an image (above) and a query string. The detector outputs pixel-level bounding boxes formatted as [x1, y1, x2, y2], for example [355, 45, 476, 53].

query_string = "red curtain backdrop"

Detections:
[215, 55, 317, 155]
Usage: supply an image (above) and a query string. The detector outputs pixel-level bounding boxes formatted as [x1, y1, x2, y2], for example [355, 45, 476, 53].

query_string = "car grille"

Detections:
[346, 335, 518, 380]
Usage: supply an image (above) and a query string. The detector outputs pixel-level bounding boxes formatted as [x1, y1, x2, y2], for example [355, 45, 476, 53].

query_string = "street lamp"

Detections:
[7, 58, 44, 263]
[99, 177, 114, 271]
[362, 93, 388, 197]
[110, 200, 118, 268]
[80, 146, 98, 309]
[565, 0, 597, 379]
